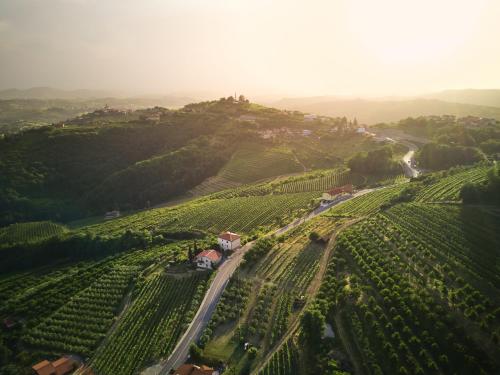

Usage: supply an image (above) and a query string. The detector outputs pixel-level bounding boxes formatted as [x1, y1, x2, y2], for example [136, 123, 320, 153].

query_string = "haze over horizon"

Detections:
[1, 0, 500, 98]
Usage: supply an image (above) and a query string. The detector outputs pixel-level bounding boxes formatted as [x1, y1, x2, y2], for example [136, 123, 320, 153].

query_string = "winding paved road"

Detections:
[141, 189, 378, 375]
[142, 135, 421, 374]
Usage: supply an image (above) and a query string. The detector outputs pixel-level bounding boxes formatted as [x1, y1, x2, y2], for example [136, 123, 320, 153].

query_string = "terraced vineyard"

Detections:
[277, 169, 351, 193]
[218, 144, 303, 183]
[0, 221, 67, 246]
[259, 339, 300, 375]
[319, 203, 500, 375]
[91, 272, 208, 375]
[84, 192, 319, 236]
[24, 265, 137, 355]
[416, 165, 490, 202]
[324, 185, 406, 217]
[202, 217, 339, 371]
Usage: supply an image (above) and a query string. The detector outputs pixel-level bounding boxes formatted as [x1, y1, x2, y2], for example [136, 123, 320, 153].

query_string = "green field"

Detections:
[83, 191, 319, 236]
[415, 165, 490, 202]
[318, 203, 500, 374]
[259, 339, 300, 375]
[201, 216, 340, 373]
[91, 272, 208, 375]
[0, 221, 67, 247]
[324, 185, 406, 217]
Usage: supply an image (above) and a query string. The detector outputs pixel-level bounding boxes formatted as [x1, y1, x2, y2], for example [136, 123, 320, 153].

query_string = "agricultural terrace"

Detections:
[0, 243, 189, 365]
[188, 143, 303, 197]
[82, 192, 319, 236]
[218, 144, 302, 183]
[209, 168, 352, 199]
[258, 338, 300, 375]
[24, 265, 137, 356]
[318, 203, 500, 375]
[201, 216, 341, 372]
[415, 164, 490, 202]
[0, 221, 67, 247]
[91, 272, 208, 375]
[324, 184, 407, 217]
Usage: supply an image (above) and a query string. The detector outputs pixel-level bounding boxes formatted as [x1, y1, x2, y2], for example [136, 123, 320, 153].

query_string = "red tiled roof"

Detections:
[325, 184, 353, 196]
[195, 250, 222, 262]
[53, 357, 74, 375]
[218, 231, 240, 241]
[32, 360, 55, 375]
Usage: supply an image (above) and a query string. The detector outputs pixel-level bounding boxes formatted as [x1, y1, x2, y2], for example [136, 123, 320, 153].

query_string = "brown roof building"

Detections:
[218, 231, 241, 241]
[32, 360, 55, 375]
[32, 357, 75, 375]
[174, 364, 217, 375]
[53, 357, 74, 375]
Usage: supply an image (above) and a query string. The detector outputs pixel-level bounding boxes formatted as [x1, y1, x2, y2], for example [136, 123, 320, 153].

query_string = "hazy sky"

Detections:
[1, 0, 500, 97]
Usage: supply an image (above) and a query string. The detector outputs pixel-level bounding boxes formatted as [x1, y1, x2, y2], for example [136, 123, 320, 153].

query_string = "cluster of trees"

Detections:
[242, 237, 275, 267]
[0, 105, 257, 225]
[460, 165, 500, 205]
[417, 142, 484, 170]
[348, 147, 401, 175]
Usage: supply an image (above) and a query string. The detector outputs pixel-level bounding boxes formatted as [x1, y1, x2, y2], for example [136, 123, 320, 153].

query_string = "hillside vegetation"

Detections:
[0, 98, 378, 226]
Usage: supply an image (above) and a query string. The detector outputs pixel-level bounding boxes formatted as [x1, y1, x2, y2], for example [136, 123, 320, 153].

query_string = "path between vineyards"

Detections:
[251, 217, 365, 375]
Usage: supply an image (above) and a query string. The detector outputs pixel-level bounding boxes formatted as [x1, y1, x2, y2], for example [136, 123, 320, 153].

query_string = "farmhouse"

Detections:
[174, 364, 218, 375]
[321, 184, 353, 206]
[218, 231, 241, 251]
[32, 357, 75, 375]
[194, 249, 222, 270]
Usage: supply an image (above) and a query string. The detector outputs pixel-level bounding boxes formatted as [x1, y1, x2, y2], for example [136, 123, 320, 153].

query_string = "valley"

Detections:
[0, 99, 499, 375]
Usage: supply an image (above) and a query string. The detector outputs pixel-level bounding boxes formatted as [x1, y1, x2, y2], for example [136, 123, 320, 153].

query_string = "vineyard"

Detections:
[202, 217, 339, 372]
[0, 242, 188, 372]
[217, 144, 303, 183]
[83, 192, 319, 236]
[415, 165, 490, 202]
[91, 272, 208, 375]
[0, 221, 67, 246]
[276, 169, 351, 194]
[24, 265, 137, 356]
[258, 339, 300, 375]
[324, 185, 406, 217]
[318, 203, 500, 374]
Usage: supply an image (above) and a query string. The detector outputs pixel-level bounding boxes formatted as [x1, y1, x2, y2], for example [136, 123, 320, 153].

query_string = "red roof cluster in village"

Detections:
[195, 249, 222, 262]
[326, 184, 353, 196]
[218, 231, 240, 241]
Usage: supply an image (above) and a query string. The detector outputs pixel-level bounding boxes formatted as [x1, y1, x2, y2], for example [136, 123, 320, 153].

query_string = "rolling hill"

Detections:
[271, 97, 500, 124]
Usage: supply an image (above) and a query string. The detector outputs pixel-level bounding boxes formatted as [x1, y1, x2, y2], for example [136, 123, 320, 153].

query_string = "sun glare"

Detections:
[348, 0, 485, 65]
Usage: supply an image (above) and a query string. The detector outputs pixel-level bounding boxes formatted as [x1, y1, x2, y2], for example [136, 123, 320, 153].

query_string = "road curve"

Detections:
[142, 142, 415, 375]
[142, 188, 379, 375]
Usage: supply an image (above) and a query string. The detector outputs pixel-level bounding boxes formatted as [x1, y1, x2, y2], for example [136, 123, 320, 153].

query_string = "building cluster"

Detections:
[456, 115, 497, 128]
[193, 231, 241, 270]
[320, 184, 354, 206]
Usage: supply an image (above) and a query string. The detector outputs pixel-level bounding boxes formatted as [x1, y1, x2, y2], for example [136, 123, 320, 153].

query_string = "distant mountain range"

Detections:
[0, 87, 196, 107]
[271, 90, 500, 124]
[425, 89, 500, 108]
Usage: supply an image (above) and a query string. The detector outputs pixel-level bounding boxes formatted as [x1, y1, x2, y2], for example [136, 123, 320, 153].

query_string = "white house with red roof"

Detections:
[218, 231, 241, 252]
[194, 249, 222, 270]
